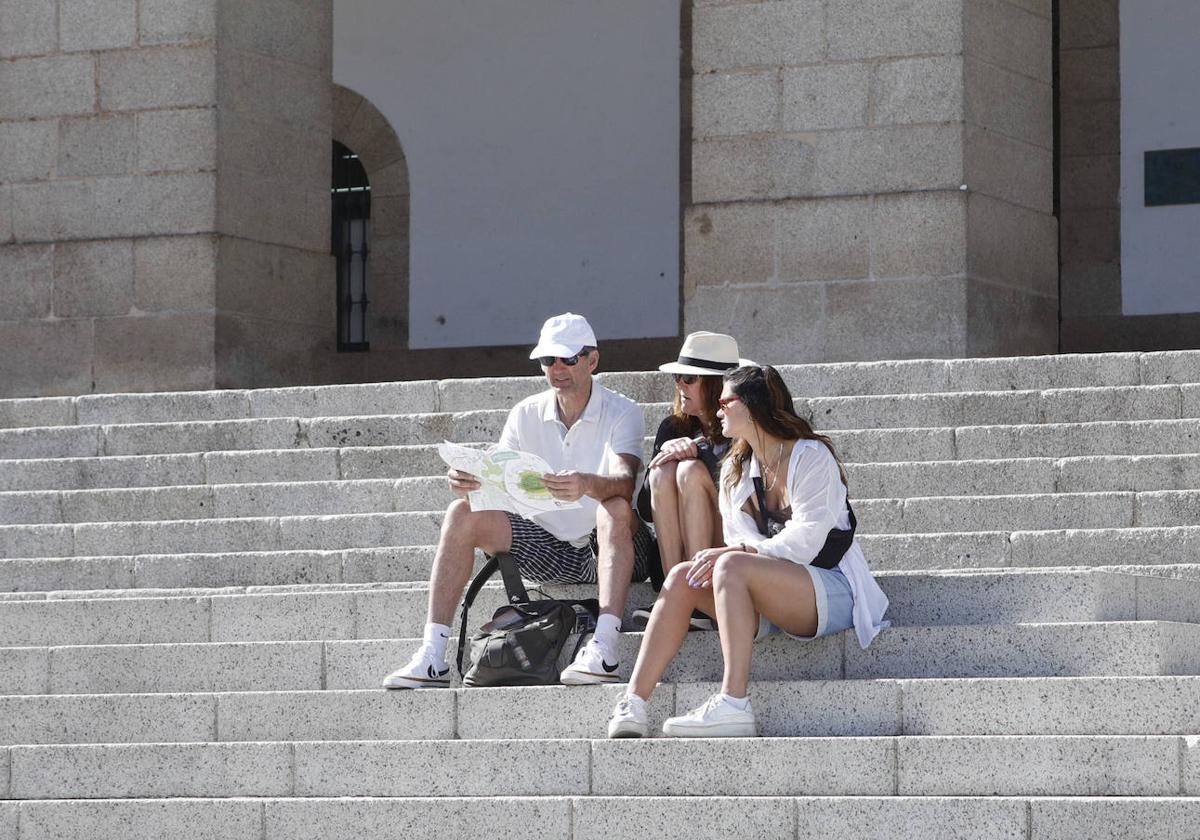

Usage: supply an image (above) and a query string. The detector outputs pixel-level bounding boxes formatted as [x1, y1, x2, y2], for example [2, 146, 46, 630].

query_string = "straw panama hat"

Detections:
[658, 332, 754, 376]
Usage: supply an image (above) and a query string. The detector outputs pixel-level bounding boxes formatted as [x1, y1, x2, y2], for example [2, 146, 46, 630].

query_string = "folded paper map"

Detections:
[437, 441, 583, 517]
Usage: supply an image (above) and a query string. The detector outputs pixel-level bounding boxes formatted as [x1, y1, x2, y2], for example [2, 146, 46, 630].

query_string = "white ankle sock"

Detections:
[720, 692, 749, 711]
[423, 622, 451, 662]
[593, 613, 622, 653]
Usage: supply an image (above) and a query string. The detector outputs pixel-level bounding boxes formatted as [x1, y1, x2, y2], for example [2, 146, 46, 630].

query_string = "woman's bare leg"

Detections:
[712, 552, 818, 698]
[648, 461, 684, 573]
[674, 459, 721, 563]
[627, 561, 715, 701]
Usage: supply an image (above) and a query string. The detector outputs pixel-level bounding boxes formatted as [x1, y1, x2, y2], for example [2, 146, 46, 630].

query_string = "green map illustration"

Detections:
[516, 470, 550, 499]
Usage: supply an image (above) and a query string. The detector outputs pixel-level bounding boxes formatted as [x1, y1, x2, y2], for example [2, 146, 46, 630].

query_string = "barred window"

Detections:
[332, 141, 371, 351]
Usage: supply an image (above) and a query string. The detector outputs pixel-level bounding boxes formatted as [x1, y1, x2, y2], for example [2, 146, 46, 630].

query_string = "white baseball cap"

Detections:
[529, 313, 598, 360]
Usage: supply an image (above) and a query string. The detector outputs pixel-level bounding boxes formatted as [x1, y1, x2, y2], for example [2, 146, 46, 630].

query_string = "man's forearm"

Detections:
[582, 472, 636, 503]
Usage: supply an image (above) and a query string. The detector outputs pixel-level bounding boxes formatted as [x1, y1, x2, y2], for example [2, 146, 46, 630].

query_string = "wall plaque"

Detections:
[1145, 147, 1200, 206]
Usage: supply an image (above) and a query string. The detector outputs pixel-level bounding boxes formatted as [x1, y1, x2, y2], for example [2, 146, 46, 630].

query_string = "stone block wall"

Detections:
[1057, 0, 1200, 351]
[683, 0, 1059, 364]
[0, 0, 336, 398]
[0, 0, 219, 396]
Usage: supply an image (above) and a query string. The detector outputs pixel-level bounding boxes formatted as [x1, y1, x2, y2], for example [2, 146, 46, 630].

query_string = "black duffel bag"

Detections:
[456, 552, 599, 687]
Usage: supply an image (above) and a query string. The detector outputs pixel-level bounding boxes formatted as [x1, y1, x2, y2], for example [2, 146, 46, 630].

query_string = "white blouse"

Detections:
[718, 439, 890, 649]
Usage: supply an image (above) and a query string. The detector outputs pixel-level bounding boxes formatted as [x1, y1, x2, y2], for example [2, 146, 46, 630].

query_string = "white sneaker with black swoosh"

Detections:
[559, 637, 621, 685]
[381, 645, 452, 689]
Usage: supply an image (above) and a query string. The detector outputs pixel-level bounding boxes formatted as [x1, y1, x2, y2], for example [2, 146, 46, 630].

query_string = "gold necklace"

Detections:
[762, 441, 785, 492]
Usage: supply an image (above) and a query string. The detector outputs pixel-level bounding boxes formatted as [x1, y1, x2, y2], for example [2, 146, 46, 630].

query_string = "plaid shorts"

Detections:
[503, 511, 654, 584]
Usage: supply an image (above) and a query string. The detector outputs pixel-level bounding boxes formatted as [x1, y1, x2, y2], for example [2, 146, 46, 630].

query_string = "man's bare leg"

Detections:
[562, 497, 639, 686]
[384, 500, 514, 689]
[593, 497, 638, 619]
[426, 499, 513, 625]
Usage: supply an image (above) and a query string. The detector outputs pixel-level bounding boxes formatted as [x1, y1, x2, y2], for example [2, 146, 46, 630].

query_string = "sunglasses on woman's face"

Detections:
[673, 373, 699, 385]
[717, 395, 741, 410]
[538, 352, 587, 367]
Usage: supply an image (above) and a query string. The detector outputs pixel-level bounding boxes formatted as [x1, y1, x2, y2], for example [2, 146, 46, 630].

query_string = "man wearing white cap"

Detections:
[383, 312, 653, 689]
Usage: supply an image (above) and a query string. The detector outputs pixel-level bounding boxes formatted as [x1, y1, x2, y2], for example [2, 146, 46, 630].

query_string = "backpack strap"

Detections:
[496, 552, 529, 603]
[751, 475, 771, 535]
[455, 552, 530, 676]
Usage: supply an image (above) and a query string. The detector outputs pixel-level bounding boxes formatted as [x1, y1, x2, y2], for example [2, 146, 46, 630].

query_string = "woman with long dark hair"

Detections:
[609, 365, 889, 738]
[633, 333, 748, 627]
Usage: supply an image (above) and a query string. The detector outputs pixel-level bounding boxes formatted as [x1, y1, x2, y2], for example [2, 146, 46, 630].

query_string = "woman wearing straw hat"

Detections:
[632, 332, 752, 630]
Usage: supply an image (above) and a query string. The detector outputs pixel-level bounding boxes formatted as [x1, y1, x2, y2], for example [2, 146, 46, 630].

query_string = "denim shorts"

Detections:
[755, 563, 855, 641]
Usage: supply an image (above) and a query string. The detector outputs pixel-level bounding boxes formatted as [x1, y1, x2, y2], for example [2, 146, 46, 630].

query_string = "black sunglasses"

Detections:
[537, 352, 588, 367]
[673, 373, 700, 385]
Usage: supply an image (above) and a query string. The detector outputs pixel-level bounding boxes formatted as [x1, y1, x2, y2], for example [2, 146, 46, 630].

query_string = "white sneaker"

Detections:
[662, 694, 757, 737]
[607, 695, 649, 738]
[381, 646, 451, 689]
[559, 637, 621, 685]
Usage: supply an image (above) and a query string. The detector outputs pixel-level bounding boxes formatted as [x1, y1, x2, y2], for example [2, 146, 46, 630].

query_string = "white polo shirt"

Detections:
[497, 381, 645, 545]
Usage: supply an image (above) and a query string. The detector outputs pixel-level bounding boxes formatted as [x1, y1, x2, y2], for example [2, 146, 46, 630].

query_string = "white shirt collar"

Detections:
[541, 380, 601, 426]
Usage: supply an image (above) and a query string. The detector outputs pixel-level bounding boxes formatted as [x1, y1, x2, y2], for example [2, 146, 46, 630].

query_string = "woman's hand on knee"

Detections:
[686, 546, 726, 589]
[648, 437, 698, 469]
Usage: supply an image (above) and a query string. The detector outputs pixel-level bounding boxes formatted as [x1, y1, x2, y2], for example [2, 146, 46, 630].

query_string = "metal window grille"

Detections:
[332, 141, 371, 352]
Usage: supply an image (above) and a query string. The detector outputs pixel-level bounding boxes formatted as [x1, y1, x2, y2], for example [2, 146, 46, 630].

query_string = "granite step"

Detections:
[8, 442, 1200, 500]
[0, 547, 428, 593]
[6, 413, 1200, 464]
[3, 795, 1199, 840]
[4, 455, 1200, 524]
[3, 488, 1197, 558]
[2, 734, 1198, 799]
[3, 527, 1200, 594]
[2, 496, 1198, 566]
[0, 570, 1196, 647]
[4, 621, 1198, 696]
[1, 675, 1199, 746]
[3, 349, 1189, 430]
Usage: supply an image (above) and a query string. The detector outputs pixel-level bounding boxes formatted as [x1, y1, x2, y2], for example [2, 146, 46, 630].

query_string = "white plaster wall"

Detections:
[333, 0, 680, 349]
[1120, 0, 1200, 316]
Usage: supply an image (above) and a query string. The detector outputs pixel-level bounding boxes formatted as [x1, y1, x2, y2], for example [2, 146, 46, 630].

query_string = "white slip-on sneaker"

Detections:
[560, 637, 621, 685]
[662, 693, 757, 737]
[607, 695, 650, 739]
[381, 645, 452, 689]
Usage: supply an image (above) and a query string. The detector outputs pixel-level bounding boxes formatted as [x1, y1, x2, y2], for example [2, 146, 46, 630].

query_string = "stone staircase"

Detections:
[1, 350, 1199, 839]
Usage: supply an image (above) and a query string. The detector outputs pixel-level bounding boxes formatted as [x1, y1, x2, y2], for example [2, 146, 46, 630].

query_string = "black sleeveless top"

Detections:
[749, 473, 857, 571]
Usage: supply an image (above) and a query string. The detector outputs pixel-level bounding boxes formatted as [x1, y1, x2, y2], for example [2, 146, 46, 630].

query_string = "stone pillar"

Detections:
[683, 0, 1058, 363]
[212, 0, 334, 388]
[0, 0, 219, 396]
